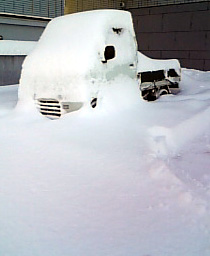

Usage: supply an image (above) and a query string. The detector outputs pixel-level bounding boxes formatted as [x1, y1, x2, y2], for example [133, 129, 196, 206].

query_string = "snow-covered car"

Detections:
[18, 10, 138, 119]
[137, 52, 181, 101]
[18, 10, 181, 119]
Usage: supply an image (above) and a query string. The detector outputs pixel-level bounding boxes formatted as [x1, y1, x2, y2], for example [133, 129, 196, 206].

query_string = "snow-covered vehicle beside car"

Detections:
[137, 52, 181, 101]
[18, 10, 181, 119]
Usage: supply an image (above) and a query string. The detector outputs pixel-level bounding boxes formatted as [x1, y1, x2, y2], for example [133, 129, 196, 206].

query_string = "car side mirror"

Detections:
[102, 45, 115, 63]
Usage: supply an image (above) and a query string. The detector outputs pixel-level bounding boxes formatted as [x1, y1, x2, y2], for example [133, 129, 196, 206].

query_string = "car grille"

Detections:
[36, 98, 61, 119]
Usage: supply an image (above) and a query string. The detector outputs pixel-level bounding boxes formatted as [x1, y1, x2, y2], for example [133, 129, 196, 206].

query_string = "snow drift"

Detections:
[0, 68, 210, 256]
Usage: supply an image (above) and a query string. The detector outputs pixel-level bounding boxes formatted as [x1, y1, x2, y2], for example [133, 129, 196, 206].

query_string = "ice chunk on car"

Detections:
[18, 10, 138, 119]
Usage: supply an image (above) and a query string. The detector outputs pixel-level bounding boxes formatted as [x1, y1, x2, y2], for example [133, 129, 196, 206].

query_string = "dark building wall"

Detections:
[129, 1, 210, 71]
[0, 55, 25, 86]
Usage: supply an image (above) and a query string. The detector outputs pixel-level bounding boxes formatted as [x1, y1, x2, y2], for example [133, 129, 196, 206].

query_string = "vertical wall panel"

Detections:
[33, 0, 41, 16]
[23, 0, 33, 16]
[55, 0, 63, 17]
[4, 0, 14, 13]
[48, 0, 55, 18]
[0, 0, 5, 12]
[40, 1, 48, 17]
[14, 0, 24, 15]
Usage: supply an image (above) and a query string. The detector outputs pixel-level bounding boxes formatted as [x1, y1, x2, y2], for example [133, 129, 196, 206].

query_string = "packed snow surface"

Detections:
[19, 10, 137, 103]
[0, 69, 210, 256]
[0, 40, 37, 55]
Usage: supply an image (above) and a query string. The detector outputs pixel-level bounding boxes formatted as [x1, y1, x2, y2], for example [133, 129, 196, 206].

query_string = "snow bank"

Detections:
[137, 51, 181, 73]
[1, 69, 210, 256]
[0, 40, 37, 55]
[19, 10, 137, 103]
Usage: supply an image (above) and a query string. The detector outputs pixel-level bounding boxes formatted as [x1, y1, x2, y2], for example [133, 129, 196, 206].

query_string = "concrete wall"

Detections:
[130, 1, 210, 71]
[0, 56, 25, 86]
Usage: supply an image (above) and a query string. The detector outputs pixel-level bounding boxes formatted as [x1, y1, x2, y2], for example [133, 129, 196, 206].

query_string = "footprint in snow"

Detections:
[148, 126, 175, 158]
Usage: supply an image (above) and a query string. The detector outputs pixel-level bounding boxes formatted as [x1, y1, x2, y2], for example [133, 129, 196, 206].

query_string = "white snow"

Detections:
[0, 40, 37, 55]
[18, 10, 137, 103]
[137, 51, 181, 73]
[0, 68, 210, 256]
